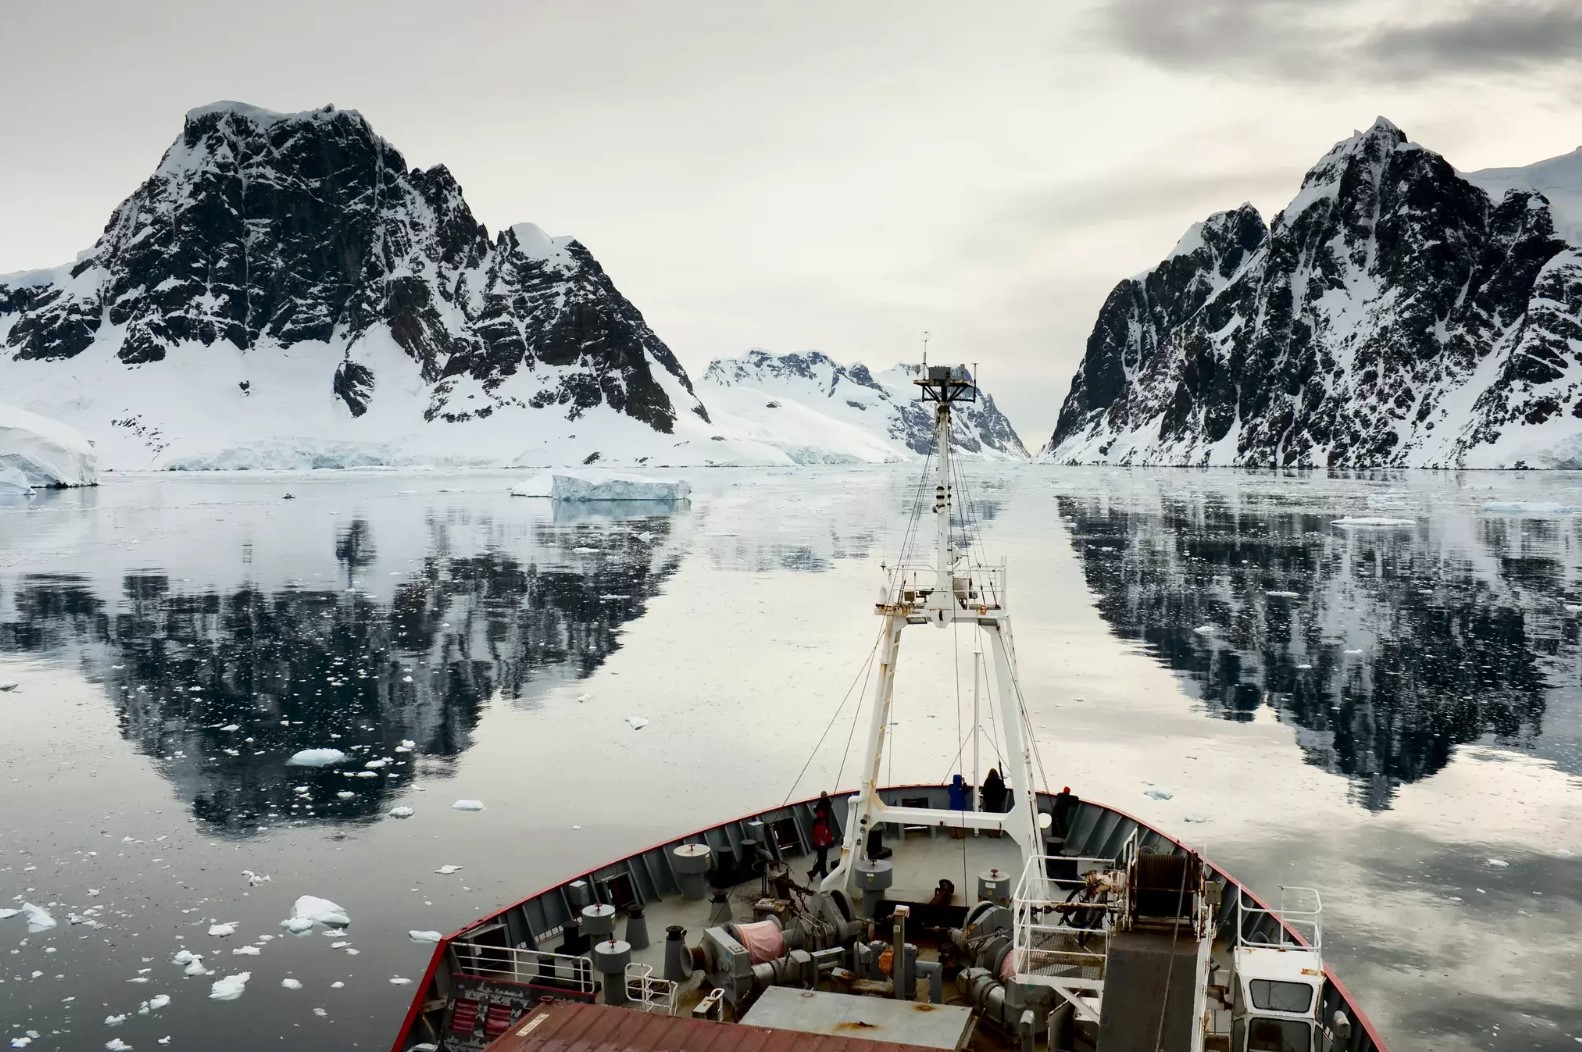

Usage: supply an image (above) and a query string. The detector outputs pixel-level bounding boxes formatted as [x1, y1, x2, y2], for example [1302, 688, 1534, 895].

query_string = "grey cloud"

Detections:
[1102, 0, 1582, 82]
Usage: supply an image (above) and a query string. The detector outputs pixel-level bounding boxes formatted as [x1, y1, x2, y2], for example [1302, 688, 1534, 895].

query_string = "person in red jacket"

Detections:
[808, 792, 836, 880]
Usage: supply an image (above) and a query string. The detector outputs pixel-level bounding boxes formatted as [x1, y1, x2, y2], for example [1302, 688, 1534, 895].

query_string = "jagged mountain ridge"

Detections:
[1044, 118, 1582, 468]
[699, 349, 1029, 463]
[0, 101, 713, 469]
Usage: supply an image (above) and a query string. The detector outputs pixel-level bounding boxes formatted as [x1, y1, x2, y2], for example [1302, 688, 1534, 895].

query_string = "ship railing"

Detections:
[450, 942, 596, 995]
[1236, 885, 1322, 954]
[878, 561, 1008, 614]
[1010, 853, 1114, 1000]
[625, 962, 678, 1015]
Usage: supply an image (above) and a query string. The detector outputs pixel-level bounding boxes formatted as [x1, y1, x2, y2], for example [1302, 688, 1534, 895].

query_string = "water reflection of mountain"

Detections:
[1058, 493, 1580, 810]
[0, 510, 683, 832]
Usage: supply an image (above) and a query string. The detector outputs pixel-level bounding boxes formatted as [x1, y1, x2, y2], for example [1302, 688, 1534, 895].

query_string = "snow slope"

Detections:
[699, 350, 1029, 463]
[1044, 119, 1582, 469]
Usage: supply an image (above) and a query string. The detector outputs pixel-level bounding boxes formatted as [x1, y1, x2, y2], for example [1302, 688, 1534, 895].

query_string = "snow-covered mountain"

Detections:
[1043, 118, 1582, 468]
[699, 350, 1029, 463]
[0, 101, 741, 470]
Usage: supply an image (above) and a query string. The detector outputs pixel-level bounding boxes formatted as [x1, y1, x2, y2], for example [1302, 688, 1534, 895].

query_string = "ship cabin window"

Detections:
[1244, 1017, 1313, 1052]
[1250, 979, 1314, 1013]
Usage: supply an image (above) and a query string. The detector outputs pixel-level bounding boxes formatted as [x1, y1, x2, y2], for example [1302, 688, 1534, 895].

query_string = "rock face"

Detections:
[0, 102, 707, 469]
[700, 350, 1029, 462]
[1044, 118, 1582, 468]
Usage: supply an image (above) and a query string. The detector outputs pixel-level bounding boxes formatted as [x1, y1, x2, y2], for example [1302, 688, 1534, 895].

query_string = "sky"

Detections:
[2, 0, 1581, 446]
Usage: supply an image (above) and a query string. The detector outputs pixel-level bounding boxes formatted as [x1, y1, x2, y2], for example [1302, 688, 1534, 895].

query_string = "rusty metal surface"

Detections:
[483, 998, 957, 1052]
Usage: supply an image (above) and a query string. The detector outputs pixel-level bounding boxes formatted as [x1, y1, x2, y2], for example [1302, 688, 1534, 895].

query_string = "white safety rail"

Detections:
[625, 962, 679, 1015]
[1010, 854, 1117, 1021]
[1237, 886, 1322, 953]
[450, 942, 595, 995]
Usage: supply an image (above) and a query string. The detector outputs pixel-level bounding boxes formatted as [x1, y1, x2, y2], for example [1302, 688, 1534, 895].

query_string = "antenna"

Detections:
[921, 330, 930, 368]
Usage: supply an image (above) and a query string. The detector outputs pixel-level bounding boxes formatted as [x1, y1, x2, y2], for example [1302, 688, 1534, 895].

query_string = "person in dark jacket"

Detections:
[808, 792, 836, 880]
[982, 768, 1007, 836]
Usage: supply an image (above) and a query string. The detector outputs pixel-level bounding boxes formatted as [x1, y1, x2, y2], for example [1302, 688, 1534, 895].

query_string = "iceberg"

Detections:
[510, 471, 691, 502]
[0, 404, 98, 488]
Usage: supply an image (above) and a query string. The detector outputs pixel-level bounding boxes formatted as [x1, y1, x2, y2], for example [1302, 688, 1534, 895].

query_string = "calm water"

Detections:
[2, 467, 1579, 1051]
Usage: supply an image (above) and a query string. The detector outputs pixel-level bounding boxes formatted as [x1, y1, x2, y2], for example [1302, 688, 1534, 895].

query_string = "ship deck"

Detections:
[392, 785, 1386, 1052]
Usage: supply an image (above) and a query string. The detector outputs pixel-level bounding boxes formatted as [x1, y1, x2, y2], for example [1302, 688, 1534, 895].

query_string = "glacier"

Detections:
[0, 404, 98, 487]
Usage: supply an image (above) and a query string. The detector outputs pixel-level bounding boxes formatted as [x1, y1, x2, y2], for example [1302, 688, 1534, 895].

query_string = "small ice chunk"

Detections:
[0, 681, 18, 692]
[1265, 590, 1300, 598]
[572, 546, 599, 554]
[12, 1038, 33, 1048]
[1343, 648, 1364, 656]
[242, 870, 270, 886]
[219, 724, 240, 732]
[106, 1014, 127, 1026]
[172, 949, 199, 966]
[209, 971, 251, 1001]
[364, 758, 389, 769]
[282, 895, 349, 930]
[208, 922, 236, 937]
[389, 806, 415, 818]
[1487, 858, 1509, 868]
[106, 1041, 132, 1052]
[145, 995, 170, 1011]
[624, 716, 650, 730]
[286, 748, 349, 767]
[1144, 787, 1174, 800]
[1183, 814, 1208, 823]
[451, 799, 485, 812]
[19, 903, 56, 932]
[280, 917, 314, 934]
[337, 791, 356, 800]
[435, 865, 462, 875]
[1192, 625, 1215, 635]
[231, 946, 260, 956]
[408, 930, 442, 943]
[389, 976, 412, 984]
[281, 978, 302, 990]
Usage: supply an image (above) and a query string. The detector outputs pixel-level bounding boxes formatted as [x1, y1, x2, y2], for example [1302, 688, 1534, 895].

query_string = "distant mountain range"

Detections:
[1043, 118, 1582, 469]
[0, 101, 1025, 470]
[698, 350, 1027, 463]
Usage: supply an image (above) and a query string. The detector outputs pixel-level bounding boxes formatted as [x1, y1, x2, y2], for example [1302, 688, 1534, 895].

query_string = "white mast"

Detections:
[821, 361, 1044, 894]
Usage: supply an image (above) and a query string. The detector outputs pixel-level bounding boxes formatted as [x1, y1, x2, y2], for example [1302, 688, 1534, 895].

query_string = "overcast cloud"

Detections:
[2, 0, 1580, 443]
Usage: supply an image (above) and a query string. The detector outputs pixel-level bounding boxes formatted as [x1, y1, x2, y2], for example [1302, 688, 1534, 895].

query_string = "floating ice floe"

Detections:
[364, 758, 389, 769]
[390, 976, 412, 985]
[209, 972, 251, 1001]
[281, 978, 302, 990]
[281, 895, 349, 932]
[451, 800, 485, 812]
[143, 995, 170, 1012]
[242, 870, 270, 886]
[1192, 625, 1215, 635]
[509, 472, 692, 502]
[207, 922, 237, 937]
[389, 806, 415, 818]
[408, 930, 442, 943]
[11, 903, 57, 933]
[1487, 858, 1510, 868]
[337, 791, 357, 800]
[105, 1014, 127, 1026]
[106, 1041, 132, 1052]
[1265, 590, 1300, 598]
[286, 748, 349, 767]
[1144, 787, 1174, 800]
[1331, 517, 1415, 528]
[1480, 500, 1580, 515]
[625, 716, 650, 730]
[435, 865, 462, 875]
[231, 946, 261, 956]
[1343, 648, 1364, 655]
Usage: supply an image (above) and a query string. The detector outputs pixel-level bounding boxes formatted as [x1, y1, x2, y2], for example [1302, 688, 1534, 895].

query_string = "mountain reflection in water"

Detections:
[1057, 489, 1582, 810]
[0, 504, 684, 832]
